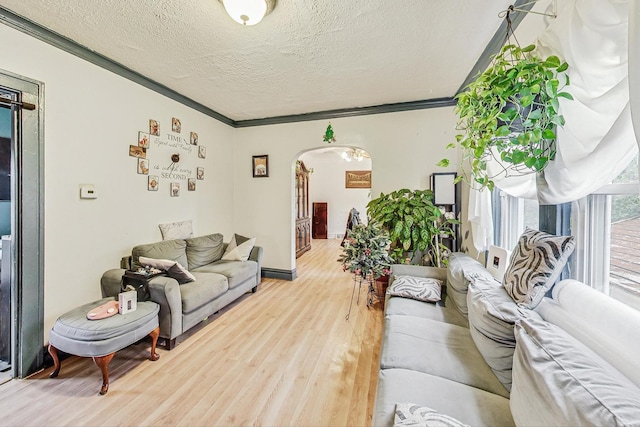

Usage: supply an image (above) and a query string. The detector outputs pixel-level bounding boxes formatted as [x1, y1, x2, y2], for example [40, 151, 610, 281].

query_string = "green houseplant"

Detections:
[439, 43, 573, 190]
[338, 222, 394, 316]
[366, 189, 458, 267]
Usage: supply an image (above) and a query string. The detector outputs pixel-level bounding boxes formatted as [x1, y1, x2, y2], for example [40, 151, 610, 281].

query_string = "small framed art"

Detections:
[170, 182, 180, 197]
[171, 117, 181, 133]
[137, 158, 149, 175]
[252, 155, 269, 178]
[148, 176, 159, 191]
[197, 167, 204, 180]
[198, 146, 206, 159]
[138, 131, 150, 148]
[188, 178, 196, 191]
[345, 170, 371, 188]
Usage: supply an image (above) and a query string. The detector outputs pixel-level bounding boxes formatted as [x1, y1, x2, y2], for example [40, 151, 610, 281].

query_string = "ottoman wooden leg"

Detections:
[93, 352, 115, 395]
[48, 344, 61, 378]
[149, 327, 160, 361]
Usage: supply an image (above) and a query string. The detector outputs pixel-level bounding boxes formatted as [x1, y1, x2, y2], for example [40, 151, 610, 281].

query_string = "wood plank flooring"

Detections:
[0, 239, 383, 426]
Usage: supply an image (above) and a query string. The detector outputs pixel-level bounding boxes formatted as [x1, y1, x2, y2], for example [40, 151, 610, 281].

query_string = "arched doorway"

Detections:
[292, 146, 372, 274]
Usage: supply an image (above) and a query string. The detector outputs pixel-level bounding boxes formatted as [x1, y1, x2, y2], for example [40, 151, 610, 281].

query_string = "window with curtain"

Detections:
[571, 152, 640, 311]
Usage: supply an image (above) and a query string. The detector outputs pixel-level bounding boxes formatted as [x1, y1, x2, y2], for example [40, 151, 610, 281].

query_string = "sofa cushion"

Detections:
[158, 219, 193, 240]
[381, 314, 509, 398]
[502, 228, 575, 309]
[394, 403, 469, 427]
[132, 239, 188, 271]
[387, 276, 442, 303]
[185, 233, 225, 269]
[179, 272, 228, 313]
[222, 233, 256, 262]
[384, 295, 468, 328]
[467, 273, 540, 391]
[510, 316, 640, 426]
[446, 252, 493, 318]
[373, 369, 514, 427]
[192, 260, 258, 289]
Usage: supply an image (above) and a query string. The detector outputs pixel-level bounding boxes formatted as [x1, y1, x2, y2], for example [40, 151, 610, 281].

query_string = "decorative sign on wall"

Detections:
[345, 170, 371, 188]
[130, 117, 207, 194]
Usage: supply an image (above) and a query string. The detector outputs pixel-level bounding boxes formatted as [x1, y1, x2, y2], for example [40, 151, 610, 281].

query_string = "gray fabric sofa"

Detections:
[101, 233, 263, 349]
[373, 254, 640, 426]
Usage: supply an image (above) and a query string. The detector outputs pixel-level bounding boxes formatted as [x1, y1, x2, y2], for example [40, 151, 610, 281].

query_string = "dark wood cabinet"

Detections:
[312, 202, 328, 239]
[295, 161, 311, 258]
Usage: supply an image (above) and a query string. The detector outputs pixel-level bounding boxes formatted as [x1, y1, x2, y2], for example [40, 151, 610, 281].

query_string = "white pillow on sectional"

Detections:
[158, 220, 194, 240]
[511, 316, 640, 426]
[394, 403, 469, 427]
[387, 276, 442, 303]
[222, 234, 256, 262]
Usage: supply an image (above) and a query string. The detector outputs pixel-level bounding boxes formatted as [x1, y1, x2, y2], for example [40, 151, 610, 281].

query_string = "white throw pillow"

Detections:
[222, 234, 256, 262]
[159, 220, 194, 240]
[387, 275, 442, 303]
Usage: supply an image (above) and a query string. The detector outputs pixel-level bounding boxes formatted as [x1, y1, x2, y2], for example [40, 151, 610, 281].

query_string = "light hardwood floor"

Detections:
[0, 239, 383, 426]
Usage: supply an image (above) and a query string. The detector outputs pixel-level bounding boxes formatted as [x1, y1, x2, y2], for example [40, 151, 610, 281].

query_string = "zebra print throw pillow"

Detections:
[503, 228, 575, 309]
[388, 275, 442, 303]
[394, 403, 469, 427]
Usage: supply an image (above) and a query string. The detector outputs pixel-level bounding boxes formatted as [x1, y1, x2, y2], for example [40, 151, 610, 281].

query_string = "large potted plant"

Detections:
[439, 43, 572, 190]
[366, 188, 458, 266]
[338, 222, 394, 317]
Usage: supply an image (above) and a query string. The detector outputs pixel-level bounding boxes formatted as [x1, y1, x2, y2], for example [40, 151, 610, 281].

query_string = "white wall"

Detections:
[298, 150, 371, 239]
[0, 23, 236, 340]
[234, 108, 459, 272]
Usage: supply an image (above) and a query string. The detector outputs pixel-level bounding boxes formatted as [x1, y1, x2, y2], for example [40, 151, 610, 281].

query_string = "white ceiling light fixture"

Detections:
[220, 0, 276, 26]
[341, 148, 369, 162]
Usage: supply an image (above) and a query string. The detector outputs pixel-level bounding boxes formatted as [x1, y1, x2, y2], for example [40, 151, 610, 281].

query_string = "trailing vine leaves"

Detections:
[439, 43, 573, 191]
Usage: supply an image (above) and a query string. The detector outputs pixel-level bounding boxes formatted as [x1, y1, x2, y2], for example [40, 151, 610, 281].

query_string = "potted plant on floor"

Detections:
[338, 222, 393, 317]
[438, 42, 573, 191]
[366, 188, 458, 267]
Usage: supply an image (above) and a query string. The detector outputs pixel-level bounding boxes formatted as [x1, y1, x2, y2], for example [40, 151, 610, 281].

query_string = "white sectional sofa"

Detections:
[373, 254, 640, 426]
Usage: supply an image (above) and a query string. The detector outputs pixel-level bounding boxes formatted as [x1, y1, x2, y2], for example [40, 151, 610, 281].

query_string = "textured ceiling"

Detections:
[0, 0, 528, 121]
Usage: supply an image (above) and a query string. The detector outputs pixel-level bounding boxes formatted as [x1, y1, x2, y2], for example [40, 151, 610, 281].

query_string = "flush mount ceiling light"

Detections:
[219, 0, 276, 26]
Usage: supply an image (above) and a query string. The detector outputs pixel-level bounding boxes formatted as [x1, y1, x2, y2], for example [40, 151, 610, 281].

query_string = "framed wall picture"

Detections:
[431, 172, 457, 205]
[345, 170, 371, 188]
[252, 155, 269, 177]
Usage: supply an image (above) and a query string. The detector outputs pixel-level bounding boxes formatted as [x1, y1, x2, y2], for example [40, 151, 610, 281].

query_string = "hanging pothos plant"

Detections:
[439, 42, 573, 191]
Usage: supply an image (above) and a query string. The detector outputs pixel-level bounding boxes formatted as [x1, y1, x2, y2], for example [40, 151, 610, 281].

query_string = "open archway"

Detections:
[292, 146, 372, 275]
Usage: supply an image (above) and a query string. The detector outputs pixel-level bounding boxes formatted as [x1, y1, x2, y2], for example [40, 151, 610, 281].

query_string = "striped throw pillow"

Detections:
[388, 275, 442, 303]
[394, 403, 469, 427]
[503, 228, 575, 309]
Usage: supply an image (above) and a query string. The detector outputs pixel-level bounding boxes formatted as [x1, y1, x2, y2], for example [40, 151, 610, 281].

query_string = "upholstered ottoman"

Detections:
[48, 297, 160, 395]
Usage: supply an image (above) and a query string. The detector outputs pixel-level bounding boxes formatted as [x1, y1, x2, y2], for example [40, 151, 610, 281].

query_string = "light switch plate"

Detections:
[80, 184, 97, 199]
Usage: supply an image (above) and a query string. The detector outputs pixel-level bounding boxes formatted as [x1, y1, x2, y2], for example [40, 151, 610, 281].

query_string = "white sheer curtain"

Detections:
[490, 0, 637, 204]
[629, 1, 640, 152]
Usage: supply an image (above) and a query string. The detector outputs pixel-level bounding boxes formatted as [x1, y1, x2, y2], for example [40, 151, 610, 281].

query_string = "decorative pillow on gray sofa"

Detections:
[511, 316, 640, 426]
[222, 233, 256, 262]
[467, 273, 541, 391]
[394, 403, 469, 427]
[447, 252, 494, 318]
[185, 233, 225, 270]
[138, 256, 195, 284]
[158, 219, 193, 240]
[502, 228, 575, 309]
[388, 276, 442, 303]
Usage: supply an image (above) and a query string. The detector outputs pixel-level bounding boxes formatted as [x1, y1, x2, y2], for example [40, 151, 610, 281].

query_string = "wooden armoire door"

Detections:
[312, 202, 328, 239]
[295, 161, 311, 258]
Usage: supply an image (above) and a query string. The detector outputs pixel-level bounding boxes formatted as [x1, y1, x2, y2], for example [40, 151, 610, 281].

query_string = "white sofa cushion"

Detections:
[467, 273, 541, 391]
[373, 368, 514, 427]
[511, 316, 640, 426]
[446, 252, 493, 318]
